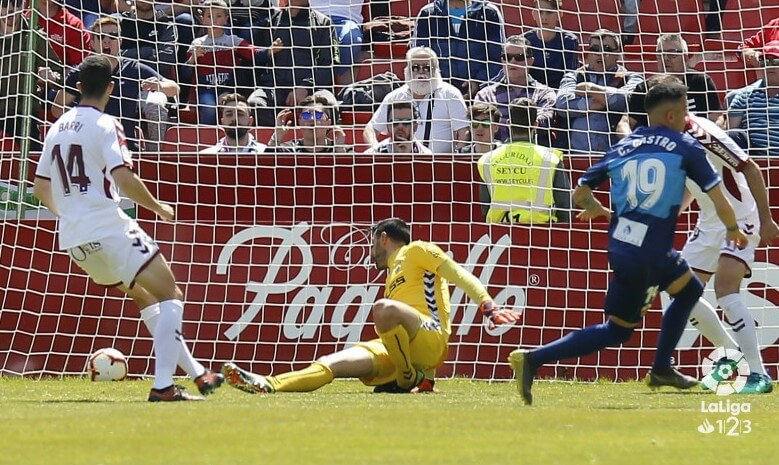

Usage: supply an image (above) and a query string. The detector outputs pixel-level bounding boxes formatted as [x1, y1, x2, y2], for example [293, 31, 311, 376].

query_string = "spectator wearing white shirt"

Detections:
[364, 47, 468, 155]
[201, 93, 267, 154]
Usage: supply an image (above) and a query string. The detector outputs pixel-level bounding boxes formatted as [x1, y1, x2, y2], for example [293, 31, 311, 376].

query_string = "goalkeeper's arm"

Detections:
[436, 260, 521, 329]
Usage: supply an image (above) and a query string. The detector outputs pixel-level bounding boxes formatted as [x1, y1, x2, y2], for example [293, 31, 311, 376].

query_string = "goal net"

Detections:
[1, 0, 777, 382]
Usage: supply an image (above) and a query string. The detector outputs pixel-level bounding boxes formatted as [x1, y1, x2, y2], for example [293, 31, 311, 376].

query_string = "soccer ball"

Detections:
[87, 348, 128, 381]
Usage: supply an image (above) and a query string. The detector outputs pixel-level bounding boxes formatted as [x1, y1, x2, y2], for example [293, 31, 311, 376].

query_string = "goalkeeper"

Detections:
[222, 217, 521, 394]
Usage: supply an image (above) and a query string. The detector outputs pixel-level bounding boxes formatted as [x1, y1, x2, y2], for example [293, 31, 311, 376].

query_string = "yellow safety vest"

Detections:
[477, 141, 564, 224]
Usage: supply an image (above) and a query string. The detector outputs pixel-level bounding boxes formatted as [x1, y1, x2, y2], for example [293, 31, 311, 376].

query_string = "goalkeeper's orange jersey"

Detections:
[383, 241, 452, 337]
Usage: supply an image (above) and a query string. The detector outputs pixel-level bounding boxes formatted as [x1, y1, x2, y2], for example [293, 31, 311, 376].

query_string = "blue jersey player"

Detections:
[508, 77, 748, 405]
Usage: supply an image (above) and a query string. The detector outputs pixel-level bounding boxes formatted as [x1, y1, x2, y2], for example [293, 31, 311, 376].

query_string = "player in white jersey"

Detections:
[33, 56, 224, 402]
[682, 113, 779, 393]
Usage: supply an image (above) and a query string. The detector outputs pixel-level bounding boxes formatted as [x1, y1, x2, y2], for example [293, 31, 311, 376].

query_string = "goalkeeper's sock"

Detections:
[688, 298, 738, 349]
[720, 293, 768, 375]
[531, 321, 633, 367]
[140, 303, 205, 379]
[152, 299, 184, 390]
[654, 278, 703, 369]
[377, 325, 417, 388]
[266, 362, 334, 392]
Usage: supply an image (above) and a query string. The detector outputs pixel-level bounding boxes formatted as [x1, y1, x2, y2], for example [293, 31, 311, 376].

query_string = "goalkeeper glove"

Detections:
[479, 300, 522, 330]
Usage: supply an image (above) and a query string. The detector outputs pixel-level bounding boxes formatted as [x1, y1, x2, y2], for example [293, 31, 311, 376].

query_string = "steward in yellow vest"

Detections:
[476, 97, 571, 223]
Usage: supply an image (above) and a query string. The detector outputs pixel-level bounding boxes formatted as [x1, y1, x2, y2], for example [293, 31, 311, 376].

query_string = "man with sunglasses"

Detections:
[456, 103, 501, 155]
[628, 34, 721, 126]
[364, 101, 432, 155]
[724, 41, 779, 157]
[365, 47, 469, 155]
[474, 35, 556, 146]
[556, 29, 642, 154]
[269, 94, 351, 154]
[51, 17, 179, 152]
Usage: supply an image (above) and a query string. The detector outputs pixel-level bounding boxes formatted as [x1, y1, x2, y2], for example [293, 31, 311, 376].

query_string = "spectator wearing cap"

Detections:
[555, 29, 642, 154]
[724, 41, 779, 156]
[628, 33, 722, 127]
[412, 0, 505, 99]
[740, 17, 779, 68]
[474, 35, 556, 146]
[201, 93, 267, 154]
[364, 100, 432, 155]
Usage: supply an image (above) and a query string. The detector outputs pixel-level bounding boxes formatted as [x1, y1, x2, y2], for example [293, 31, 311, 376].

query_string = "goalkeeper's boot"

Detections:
[645, 367, 698, 391]
[411, 378, 438, 393]
[221, 362, 276, 394]
[739, 373, 774, 394]
[373, 369, 425, 394]
[701, 357, 739, 391]
[194, 369, 225, 396]
[148, 384, 205, 402]
[508, 349, 536, 405]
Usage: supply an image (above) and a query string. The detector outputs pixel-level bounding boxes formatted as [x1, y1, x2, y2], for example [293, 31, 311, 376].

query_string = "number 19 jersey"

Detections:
[579, 125, 721, 261]
[35, 106, 134, 250]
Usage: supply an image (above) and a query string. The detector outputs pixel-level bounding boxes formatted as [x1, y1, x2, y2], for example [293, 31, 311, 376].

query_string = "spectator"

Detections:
[248, 0, 339, 126]
[64, 0, 101, 29]
[36, 0, 93, 68]
[477, 97, 570, 223]
[740, 17, 779, 68]
[474, 35, 556, 145]
[621, 0, 639, 46]
[523, 0, 579, 89]
[120, 0, 177, 78]
[457, 102, 501, 154]
[182, 0, 282, 125]
[556, 29, 642, 154]
[412, 0, 505, 99]
[227, 0, 276, 44]
[201, 93, 267, 154]
[52, 16, 179, 152]
[364, 100, 432, 154]
[724, 41, 779, 156]
[268, 94, 351, 153]
[628, 33, 722, 127]
[365, 47, 468, 154]
[0, 0, 63, 147]
[310, 0, 366, 86]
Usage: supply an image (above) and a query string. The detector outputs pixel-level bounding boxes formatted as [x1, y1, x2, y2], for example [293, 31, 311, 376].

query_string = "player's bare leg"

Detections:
[646, 270, 701, 391]
[129, 255, 205, 401]
[372, 299, 426, 391]
[714, 256, 772, 393]
[223, 346, 376, 394]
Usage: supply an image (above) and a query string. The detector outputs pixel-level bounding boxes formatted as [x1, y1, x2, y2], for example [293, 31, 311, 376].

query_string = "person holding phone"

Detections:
[267, 94, 351, 154]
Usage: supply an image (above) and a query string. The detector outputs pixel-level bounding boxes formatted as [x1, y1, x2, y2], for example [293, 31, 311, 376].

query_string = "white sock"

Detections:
[140, 303, 205, 380]
[719, 293, 767, 375]
[688, 298, 738, 349]
[152, 299, 185, 390]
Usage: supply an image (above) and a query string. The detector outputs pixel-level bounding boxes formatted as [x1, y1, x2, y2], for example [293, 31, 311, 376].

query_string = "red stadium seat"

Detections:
[693, 60, 758, 105]
[637, 0, 705, 47]
[162, 126, 277, 153]
[341, 111, 373, 126]
[0, 131, 18, 153]
[561, 0, 621, 44]
[721, 0, 779, 42]
[498, 0, 535, 38]
[391, 0, 432, 18]
[355, 59, 406, 82]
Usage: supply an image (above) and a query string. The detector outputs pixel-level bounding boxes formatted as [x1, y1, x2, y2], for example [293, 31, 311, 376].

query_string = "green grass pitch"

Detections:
[0, 377, 776, 465]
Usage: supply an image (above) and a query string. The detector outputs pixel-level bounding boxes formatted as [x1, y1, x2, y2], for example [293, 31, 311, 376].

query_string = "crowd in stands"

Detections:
[1, 0, 778, 223]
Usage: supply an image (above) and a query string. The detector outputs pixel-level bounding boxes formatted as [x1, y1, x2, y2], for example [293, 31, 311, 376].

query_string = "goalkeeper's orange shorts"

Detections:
[355, 316, 447, 386]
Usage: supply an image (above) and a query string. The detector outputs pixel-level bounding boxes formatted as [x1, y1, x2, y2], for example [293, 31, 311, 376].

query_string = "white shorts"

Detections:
[67, 221, 160, 287]
[681, 225, 759, 278]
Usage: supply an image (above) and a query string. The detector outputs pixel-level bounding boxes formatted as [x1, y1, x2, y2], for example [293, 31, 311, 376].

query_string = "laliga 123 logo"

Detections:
[700, 348, 750, 396]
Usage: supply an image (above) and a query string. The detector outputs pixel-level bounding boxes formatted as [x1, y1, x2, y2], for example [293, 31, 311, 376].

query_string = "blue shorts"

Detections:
[604, 249, 690, 325]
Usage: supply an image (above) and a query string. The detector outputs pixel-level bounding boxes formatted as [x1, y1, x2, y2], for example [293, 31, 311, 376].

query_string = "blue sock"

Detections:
[531, 321, 633, 367]
[654, 277, 704, 369]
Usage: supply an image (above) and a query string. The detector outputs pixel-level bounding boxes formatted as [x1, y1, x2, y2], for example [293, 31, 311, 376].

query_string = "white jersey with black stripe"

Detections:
[684, 114, 758, 231]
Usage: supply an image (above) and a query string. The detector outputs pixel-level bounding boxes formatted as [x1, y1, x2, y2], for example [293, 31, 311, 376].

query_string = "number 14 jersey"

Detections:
[579, 125, 721, 260]
[35, 106, 134, 250]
